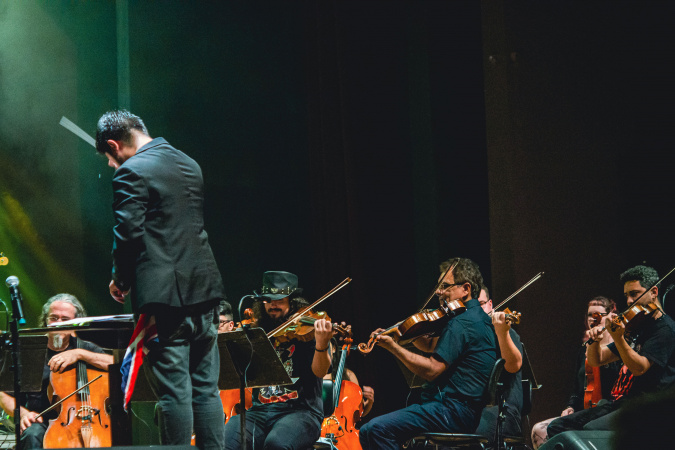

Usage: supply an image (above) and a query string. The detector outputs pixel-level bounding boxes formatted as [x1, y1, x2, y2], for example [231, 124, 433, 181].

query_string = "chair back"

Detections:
[483, 358, 505, 407]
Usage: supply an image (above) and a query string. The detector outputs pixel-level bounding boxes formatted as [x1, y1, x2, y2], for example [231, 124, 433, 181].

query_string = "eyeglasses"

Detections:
[47, 315, 74, 323]
[438, 282, 465, 291]
[219, 319, 233, 327]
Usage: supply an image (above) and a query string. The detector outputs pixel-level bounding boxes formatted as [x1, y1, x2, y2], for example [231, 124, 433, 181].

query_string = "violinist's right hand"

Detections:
[20, 410, 42, 432]
[587, 324, 606, 344]
[560, 407, 574, 416]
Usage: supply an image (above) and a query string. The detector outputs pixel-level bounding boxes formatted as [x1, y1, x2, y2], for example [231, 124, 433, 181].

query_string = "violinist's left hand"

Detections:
[314, 318, 333, 351]
[492, 311, 511, 335]
[605, 313, 625, 340]
[370, 328, 396, 351]
[48, 349, 80, 373]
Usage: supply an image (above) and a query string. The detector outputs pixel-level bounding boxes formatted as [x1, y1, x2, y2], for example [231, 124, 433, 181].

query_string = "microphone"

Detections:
[5, 276, 26, 325]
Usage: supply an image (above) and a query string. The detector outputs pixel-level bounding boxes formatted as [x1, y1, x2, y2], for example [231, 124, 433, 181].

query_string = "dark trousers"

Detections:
[19, 421, 47, 449]
[359, 400, 479, 450]
[223, 403, 322, 450]
[547, 401, 619, 438]
[145, 302, 224, 450]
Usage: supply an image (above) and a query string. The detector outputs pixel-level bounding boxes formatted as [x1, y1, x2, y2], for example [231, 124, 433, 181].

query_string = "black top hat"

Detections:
[256, 271, 302, 301]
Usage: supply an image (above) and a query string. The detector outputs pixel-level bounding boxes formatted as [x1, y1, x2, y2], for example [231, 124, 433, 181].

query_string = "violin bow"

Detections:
[35, 374, 103, 420]
[418, 260, 460, 312]
[489, 271, 545, 316]
[267, 277, 352, 338]
[584, 265, 675, 347]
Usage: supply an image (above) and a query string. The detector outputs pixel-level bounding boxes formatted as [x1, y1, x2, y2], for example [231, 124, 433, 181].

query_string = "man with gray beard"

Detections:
[0, 294, 113, 449]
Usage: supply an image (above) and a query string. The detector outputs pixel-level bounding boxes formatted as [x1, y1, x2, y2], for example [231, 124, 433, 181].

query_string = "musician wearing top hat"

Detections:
[223, 271, 333, 450]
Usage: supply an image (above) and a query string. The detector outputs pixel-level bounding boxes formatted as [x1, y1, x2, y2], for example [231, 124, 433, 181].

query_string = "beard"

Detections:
[256, 310, 289, 333]
[50, 333, 64, 349]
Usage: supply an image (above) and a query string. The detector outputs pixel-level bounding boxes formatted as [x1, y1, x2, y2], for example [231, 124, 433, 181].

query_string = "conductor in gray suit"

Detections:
[96, 110, 226, 450]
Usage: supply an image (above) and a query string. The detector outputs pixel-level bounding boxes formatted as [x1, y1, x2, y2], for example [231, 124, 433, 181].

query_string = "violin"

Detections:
[499, 308, 521, 325]
[585, 302, 661, 346]
[43, 341, 111, 448]
[608, 302, 659, 334]
[270, 310, 351, 343]
[356, 299, 466, 354]
[266, 278, 352, 342]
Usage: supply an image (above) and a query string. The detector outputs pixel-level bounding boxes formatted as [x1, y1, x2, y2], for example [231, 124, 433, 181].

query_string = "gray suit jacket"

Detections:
[111, 137, 225, 312]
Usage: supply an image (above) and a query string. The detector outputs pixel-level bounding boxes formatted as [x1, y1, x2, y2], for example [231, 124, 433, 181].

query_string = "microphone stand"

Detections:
[6, 284, 25, 446]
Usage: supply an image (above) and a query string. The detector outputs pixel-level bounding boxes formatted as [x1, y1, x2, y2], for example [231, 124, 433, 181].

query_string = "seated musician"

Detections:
[359, 257, 499, 450]
[223, 271, 333, 450]
[531, 296, 620, 448]
[0, 294, 113, 449]
[547, 265, 675, 437]
[474, 284, 524, 446]
[218, 300, 236, 333]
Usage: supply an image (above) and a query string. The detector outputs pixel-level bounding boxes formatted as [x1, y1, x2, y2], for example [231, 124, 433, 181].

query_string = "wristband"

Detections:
[315, 345, 329, 352]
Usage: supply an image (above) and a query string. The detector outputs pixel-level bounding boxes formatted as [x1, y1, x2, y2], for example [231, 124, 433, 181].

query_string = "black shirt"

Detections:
[607, 313, 675, 399]
[251, 338, 323, 419]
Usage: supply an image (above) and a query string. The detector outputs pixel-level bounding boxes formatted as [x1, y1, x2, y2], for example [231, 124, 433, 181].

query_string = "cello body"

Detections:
[320, 380, 363, 450]
[43, 368, 111, 448]
[220, 388, 252, 424]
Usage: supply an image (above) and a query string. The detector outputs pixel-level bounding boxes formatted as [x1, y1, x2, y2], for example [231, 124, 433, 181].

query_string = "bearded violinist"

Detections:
[0, 294, 113, 449]
[359, 257, 499, 450]
[547, 265, 675, 437]
[223, 271, 333, 450]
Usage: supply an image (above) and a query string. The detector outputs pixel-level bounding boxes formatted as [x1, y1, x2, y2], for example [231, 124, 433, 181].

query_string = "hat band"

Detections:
[260, 286, 295, 295]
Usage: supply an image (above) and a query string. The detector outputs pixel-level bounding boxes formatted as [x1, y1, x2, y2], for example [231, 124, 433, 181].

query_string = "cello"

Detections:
[321, 336, 363, 450]
[43, 340, 111, 448]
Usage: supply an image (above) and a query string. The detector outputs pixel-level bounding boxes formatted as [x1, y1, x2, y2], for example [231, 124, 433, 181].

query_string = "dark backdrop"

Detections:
[0, 0, 673, 440]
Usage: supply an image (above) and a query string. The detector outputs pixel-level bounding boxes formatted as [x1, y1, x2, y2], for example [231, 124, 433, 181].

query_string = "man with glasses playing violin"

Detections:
[223, 271, 333, 450]
[0, 294, 113, 449]
[547, 265, 675, 438]
[359, 257, 500, 450]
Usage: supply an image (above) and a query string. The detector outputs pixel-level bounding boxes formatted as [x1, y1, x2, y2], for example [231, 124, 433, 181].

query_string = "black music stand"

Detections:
[217, 327, 292, 450]
[0, 335, 47, 392]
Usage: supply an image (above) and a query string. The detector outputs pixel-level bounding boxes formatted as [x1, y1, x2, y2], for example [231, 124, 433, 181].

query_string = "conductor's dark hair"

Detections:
[95, 110, 149, 155]
[439, 257, 484, 300]
[620, 265, 659, 292]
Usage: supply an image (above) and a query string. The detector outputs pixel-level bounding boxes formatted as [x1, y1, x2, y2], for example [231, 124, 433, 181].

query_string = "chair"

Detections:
[405, 358, 506, 450]
[495, 378, 534, 450]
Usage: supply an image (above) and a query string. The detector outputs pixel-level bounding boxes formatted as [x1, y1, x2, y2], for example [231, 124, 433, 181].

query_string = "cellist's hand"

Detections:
[48, 349, 80, 373]
[20, 410, 42, 432]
